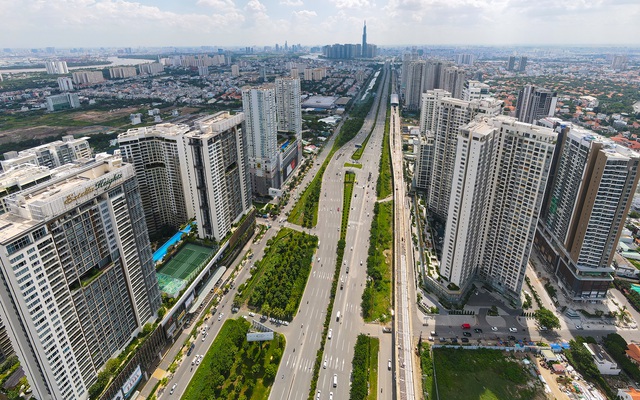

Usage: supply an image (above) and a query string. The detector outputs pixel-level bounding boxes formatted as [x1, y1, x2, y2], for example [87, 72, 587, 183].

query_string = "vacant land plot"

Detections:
[433, 348, 545, 400]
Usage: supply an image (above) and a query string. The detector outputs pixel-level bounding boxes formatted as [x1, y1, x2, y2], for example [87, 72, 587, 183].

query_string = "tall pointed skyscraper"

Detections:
[362, 20, 367, 58]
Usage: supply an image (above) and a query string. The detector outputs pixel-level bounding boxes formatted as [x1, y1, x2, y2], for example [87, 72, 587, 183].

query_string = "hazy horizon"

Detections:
[1, 0, 638, 48]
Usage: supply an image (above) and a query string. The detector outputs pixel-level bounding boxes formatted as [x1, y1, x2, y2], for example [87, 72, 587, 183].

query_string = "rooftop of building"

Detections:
[192, 111, 244, 135]
[584, 343, 616, 365]
[119, 122, 191, 139]
[0, 156, 132, 243]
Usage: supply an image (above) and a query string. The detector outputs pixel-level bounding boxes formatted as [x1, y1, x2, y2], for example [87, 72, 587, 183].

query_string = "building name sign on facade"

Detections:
[63, 172, 124, 205]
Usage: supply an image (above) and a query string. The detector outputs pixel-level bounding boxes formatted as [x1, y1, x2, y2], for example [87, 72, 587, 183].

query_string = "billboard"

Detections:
[122, 365, 143, 398]
[247, 332, 274, 342]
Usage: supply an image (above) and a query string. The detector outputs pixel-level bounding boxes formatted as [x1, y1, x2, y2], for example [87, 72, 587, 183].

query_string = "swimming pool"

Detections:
[153, 224, 193, 263]
[632, 284, 640, 295]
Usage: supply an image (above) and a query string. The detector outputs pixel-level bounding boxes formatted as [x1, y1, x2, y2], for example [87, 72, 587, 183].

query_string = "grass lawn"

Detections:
[234, 228, 317, 320]
[433, 348, 545, 400]
[376, 109, 392, 199]
[344, 162, 363, 169]
[181, 318, 284, 400]
[361, 201, 393, 322]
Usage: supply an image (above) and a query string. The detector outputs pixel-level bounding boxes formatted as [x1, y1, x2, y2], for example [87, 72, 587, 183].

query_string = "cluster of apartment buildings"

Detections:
[0, 71, 304, 398]
[410, 72, 639, 304]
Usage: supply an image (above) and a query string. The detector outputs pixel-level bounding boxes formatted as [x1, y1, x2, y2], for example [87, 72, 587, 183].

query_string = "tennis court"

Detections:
[157, 243, 213, 280]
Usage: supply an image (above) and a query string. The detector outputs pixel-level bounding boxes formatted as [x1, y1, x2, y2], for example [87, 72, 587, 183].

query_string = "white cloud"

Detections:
[280, 0, 304, 6]
[331, 0, 372, 9]
[293, 9, 317, 19]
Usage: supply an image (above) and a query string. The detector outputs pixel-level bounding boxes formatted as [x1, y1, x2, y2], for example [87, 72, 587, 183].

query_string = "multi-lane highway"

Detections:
[271, 64, 391, 400]
[315, 65, 391, 400]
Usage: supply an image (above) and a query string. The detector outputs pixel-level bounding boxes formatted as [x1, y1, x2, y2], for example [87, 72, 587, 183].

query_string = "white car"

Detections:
[509, 327, 518, 333]
[328, 329, 332, 339]
[218, 313, 223, 321]
[316, 390, 321, 399]
[248, 312, 255, 317]
[170, 383, 177, 395]
[329, 392, 333, 400]
[323, 359, 327, 369]
[491, 326, 498, 331]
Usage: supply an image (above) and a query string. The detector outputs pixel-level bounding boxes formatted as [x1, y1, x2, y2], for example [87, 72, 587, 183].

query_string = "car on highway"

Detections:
[328, 329, 333, 339]
[388, 359, 392, 370]
[170, 383, 177, 395]
[491, 326, 498, 331]
[463, 332, 471, 337]
[218, 313, 224, 321]
[509, 327, 518, 333]
[333, 374, 338, 388]
[329, 393, 333, 400]
[346, 266, 349, 273]
[316, 390, 321, 399]
[323, 359, 327, 369]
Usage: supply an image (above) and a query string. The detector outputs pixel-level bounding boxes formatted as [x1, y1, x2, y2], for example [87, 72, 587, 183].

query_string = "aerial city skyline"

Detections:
[1, 0, 639, 48]
[0, 3, 639, 400]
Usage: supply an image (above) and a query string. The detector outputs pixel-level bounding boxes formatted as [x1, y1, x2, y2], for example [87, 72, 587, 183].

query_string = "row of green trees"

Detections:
[349, 335, 377, 400]
[361, 201, 393, 322]
[244, 229, 318, 320]
[376, 110, 392, 199]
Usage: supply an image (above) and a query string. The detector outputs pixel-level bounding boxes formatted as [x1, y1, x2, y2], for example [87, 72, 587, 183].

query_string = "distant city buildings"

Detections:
[45, 92, 80, 111]
[515, 84, 558, 124]
[519, 56, 528, 72]
[44, 60, 68, 74]
[57, 76, 74, 91]
[139, 62, 164, 75]
[0, 156, 161, 400]
[455, 53, 475, 66]
[611, 55, 628, 71]
[536, 126, 640, 301]
[109, 66, 137, 79]
[72, 70, 105, 85]
[507, 56, 516, 71]
[322, 20, 377, 59]
[402, 59, 467, 109]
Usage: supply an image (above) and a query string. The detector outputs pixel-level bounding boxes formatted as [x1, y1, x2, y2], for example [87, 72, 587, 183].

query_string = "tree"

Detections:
[534, 308, 561, 330]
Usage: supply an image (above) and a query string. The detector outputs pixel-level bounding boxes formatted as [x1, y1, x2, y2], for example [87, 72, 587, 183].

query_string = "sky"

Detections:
[0, 0, 638, 48]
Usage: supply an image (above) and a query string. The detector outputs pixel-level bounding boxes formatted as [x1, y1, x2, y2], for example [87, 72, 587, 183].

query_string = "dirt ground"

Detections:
[535, 357, 571, 400]
[69, 106, 139, 122]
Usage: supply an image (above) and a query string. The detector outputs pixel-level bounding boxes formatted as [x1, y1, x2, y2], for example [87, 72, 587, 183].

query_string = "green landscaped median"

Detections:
[344, 162, 363, 169]
[181, 318, 284, 400]
[234, 228, 317, 320]
[349, 335, 379, 400]
[376, 109, 392, 199]
[361, 200, 393, 322]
